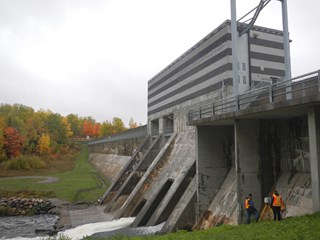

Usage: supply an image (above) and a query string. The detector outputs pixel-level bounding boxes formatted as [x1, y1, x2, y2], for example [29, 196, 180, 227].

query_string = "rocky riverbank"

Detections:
[0, 197, 55, 216]
[0, 197, 72, 236]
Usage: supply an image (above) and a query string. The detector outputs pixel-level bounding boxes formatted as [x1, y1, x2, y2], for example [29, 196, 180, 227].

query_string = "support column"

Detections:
[159, 117, 164, 134]
[308, 107, 320, 211]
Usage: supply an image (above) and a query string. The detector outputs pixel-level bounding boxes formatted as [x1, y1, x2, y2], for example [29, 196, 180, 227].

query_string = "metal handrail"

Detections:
[88, 125, 147, 145]
[187, 70, 319, 122]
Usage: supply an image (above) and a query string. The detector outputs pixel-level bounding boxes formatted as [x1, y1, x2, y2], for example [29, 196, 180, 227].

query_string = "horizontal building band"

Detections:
[149, 48, 232, 99]
[148, 63, 232, 108]
[148, 49, 285, 106]
[250, 37, 284, 49]
[251, 59, 285, 72]
[250, 52, 284, 63]
[250, 45, 284, 57]
[148, 78, 233, 116]
[148, 33, 232, 91]
[149, 36, 284, 95]
[250, 66, 285, 76]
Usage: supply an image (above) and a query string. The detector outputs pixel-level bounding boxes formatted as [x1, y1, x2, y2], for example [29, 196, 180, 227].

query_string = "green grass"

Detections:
[84, 212, 320, 240]
[0, 145, 109, 202]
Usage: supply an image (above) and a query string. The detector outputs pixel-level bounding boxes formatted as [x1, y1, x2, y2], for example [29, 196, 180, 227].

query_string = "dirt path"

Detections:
[0, 176, 59, 184]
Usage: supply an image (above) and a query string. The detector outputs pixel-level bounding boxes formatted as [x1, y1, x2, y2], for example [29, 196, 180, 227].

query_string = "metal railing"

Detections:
[88, 125, 147, 145]
[187, 70, 320, 122]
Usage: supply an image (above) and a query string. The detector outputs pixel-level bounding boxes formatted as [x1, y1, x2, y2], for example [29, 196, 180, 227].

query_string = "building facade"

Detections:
[147, 20, 285, 135]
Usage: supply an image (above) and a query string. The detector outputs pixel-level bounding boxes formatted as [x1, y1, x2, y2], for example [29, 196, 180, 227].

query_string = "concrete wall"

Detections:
[89, 153, 130, 182]
[197, 126, 234, 215]
[234, 119, 263, 222]
[193, 168, 238, 229]
[88, 137, 146, 156]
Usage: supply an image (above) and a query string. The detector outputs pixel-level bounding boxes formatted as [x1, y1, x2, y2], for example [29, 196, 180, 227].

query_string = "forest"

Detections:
[0, 103, 138, 166]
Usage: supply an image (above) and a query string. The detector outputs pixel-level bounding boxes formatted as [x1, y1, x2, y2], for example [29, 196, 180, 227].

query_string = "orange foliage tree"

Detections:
[91, 123, 100, 138]
[82, 120, 93, 137]
[3, 127, 24, 158]
[0, 116, 6, 161]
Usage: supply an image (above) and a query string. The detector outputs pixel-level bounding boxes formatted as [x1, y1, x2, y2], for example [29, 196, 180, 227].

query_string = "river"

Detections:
[0, 215, 164, 240]
[0, 214, 59, 239]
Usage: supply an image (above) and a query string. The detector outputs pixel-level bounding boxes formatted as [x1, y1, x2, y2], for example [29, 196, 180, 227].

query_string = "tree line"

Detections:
[0, 103, 139, 161]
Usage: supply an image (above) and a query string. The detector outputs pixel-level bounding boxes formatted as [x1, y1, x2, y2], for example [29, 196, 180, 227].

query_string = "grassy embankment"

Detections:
[0, 145, 108, 202]
[84, 211, 320, 240]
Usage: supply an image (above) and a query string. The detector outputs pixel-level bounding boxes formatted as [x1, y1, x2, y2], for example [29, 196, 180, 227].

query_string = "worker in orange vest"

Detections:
[244, 193, 259, 224]
[271, 190, 283, 221]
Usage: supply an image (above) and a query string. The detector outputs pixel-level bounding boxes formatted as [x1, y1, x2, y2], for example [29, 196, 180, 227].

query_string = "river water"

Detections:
[0, 215, 59, 239]
[0, 216, 164, 240]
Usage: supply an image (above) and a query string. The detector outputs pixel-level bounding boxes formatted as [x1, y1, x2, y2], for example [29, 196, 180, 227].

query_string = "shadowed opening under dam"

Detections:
[132, 199, 147, 217]
[155, 161, 196, 225]
[138, 179, 174, 226]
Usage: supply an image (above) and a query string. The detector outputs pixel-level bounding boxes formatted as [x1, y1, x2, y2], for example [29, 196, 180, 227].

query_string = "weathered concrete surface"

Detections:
[260, 172, 313, 220]
[89, 153, 130, 182]
[160, 176, 197, 233]
[115, 133, 177, 219]
[197, 126, 234, 216]
[103, 135, 164, 212]
[193, 167, 238, 229]
[130, 131, 196, 229]
[100, 130, 197, 232]
[276, 172, 313, 217]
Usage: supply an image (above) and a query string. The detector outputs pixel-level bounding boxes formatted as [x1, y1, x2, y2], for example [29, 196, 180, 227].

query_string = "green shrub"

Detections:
[2, 155, 46, 170]
[0, 206, 11, 216]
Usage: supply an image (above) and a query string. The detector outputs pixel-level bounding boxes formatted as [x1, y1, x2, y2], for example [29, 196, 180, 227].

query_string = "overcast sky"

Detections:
[0, 0, 319, 126]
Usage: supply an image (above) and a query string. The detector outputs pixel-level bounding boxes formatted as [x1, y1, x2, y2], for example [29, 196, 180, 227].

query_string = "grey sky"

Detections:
[0, 0, 319, 126]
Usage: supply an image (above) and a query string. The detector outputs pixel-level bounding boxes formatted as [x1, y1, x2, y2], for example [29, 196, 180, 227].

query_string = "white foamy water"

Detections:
[6, 217, 135, 240]
[58, 217, 135, 239]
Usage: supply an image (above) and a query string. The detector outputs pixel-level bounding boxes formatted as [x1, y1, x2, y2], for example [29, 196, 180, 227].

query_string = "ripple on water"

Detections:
[0, 214, 59, 239]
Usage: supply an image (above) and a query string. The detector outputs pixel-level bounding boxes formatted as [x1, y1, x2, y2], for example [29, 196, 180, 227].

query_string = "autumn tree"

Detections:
[99, 121, 112, 137]
[3, 127, 24, 158]
[128, 117, 138, 129]
[66, 114, 81, 137]
[46, 113, 69, 144]
[112, 117, 126, 134]
[62, 117, 73, 138]
[0, 116, 7, 161]
[37, 133, 51, 154]
[82, 120, 93, 137]
[92, 123, 101, 138]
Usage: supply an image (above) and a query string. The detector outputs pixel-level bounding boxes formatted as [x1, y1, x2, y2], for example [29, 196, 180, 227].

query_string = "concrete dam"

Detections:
[88, 19, 320, 232]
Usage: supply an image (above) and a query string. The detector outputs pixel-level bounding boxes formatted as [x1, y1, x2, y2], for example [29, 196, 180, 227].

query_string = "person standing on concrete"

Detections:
[271, 190, 283, 221]
[244, 193, 259, 224]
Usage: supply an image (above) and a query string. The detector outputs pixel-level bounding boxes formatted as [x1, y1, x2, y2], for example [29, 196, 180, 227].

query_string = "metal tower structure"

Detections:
[230, 0, 292, 98]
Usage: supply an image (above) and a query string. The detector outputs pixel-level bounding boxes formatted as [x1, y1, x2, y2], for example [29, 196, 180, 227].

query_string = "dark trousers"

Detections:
[246, 208, 259, 224]
[272, 206, 282, 221]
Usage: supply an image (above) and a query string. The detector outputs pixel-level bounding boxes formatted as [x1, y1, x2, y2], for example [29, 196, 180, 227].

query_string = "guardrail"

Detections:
[88, 125, 147, 145]
[187, 70, 320, 122]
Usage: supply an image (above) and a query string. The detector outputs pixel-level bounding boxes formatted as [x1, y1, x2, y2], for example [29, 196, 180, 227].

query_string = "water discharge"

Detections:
[2, 217, 164, 240]
[57, 217, 135, 239]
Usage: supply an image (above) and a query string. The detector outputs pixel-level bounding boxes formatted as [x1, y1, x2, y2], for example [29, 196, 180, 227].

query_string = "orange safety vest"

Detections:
[272, 194, 282, 207]
[244, 198, 250, 209]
